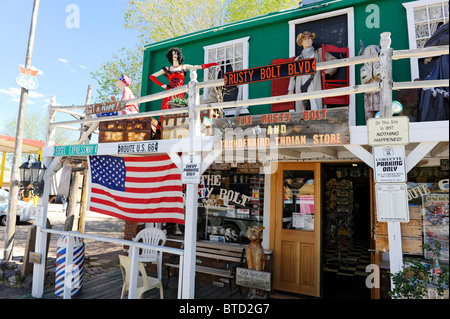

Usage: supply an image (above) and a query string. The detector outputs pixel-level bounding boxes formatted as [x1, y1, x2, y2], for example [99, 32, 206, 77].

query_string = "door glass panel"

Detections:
[282, 170, 315, 231]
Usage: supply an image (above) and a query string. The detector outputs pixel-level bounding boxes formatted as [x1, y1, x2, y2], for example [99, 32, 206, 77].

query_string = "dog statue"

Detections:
[246, 226, 265, 271]
[246, 226, 266, 299]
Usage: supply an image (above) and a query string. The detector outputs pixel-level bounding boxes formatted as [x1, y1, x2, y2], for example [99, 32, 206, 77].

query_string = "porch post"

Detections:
[379, 32, 404, 277]
[379, 32, 393, 118]
[32, 97, 56, 298]
[182, 70, 201, 298]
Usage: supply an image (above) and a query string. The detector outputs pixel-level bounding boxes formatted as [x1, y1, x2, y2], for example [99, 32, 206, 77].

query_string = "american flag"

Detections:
[88, 154, 184, 224]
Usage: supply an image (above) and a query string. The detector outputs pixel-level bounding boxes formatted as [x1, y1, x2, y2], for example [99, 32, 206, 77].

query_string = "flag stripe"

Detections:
[88, 154, 184, 224]
[90, 197, 184, 214]
[89, 206, 184, 224]
[91, 186, 184, 205]
[125, 174, 182, 184]
[92, 183, 182, 200]
[125, 164, 177, 172]
[124, 155, 170, 163]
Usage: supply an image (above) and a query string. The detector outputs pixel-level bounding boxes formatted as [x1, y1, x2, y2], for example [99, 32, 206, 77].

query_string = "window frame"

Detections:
[403, 0, 449, 80]
[203, 36, 250, 116]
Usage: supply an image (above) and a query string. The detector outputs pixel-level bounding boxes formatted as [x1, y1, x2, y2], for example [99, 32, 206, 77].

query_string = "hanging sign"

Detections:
[182, 155, 201, 184]
[214, 108, 349, 149]
[367, 116, 409, 146]
[54, 144, 98, 156]
[85, 100, 126, 115]
[375, 183, 409, 222]
[224, 58, 316, 87]
[373, 145, 406, 183]
[117, 141, 158, 154]
[16, 66, 39, 90]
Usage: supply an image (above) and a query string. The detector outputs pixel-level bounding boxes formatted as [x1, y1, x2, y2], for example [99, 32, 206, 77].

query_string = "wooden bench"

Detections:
[165, 241, 246, 298]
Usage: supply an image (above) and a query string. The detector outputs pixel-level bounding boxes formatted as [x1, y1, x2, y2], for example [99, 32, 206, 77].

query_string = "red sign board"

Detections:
[19, 66, 39, 76]
[16, 66, 40, 90]
[224, 58, 316, 87]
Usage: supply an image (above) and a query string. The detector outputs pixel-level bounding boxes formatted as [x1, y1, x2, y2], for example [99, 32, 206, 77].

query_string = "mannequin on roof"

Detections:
[111, 74, 139, 114]
[98, 75, 139, 117]
[79, 75, 139, 143]
[150, 47, 218, 110]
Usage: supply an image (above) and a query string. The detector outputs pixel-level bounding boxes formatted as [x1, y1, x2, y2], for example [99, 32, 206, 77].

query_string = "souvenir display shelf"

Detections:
[324, 168, 355, 252]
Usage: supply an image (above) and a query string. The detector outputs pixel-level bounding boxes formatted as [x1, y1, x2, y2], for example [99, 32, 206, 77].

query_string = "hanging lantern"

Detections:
[19, 156, 32, 186]
[30, 159, 46, 196]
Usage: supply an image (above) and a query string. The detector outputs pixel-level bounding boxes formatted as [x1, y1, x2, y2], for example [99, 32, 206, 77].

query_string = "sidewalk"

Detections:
[1, 205, 125, 298]
[46, 203, 116, 219]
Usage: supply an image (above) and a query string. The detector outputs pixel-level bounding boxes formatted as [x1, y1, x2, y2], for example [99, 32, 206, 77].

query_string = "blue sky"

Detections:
[0, 0, 140, 133]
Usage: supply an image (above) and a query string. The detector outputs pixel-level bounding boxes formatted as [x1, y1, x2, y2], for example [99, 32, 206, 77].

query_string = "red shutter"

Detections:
[271, 57, 296, 112]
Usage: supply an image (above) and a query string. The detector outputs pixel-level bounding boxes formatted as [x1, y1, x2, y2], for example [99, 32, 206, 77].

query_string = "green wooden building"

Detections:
[140, 0, 447, 125]
[137, 0, 448, 299]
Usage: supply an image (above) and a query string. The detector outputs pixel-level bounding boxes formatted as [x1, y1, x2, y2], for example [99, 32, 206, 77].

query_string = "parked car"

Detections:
[0, 188, 36, 226]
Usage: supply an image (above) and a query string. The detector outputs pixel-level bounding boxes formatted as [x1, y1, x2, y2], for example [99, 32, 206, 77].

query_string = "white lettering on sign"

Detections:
[117, 141, 158, 154]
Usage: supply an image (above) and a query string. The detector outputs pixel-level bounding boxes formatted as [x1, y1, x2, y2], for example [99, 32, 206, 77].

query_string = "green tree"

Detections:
[225, 0, 299, 23]
[90, 45, 143, 103]
[90, 0, 299, 102]
[124, 0, 229, 43]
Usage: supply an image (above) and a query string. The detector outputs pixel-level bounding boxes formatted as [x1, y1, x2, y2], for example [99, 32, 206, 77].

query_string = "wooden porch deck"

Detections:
[15, 268, 245, 299]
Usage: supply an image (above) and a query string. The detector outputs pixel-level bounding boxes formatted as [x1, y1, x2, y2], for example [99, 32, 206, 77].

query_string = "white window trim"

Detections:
[203, 37, 250, 116]
[403, 0, 448, 80]
[288, 7, 356, 126]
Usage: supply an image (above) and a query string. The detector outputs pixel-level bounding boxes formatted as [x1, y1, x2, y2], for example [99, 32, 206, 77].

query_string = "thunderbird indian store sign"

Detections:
[213, 108, 349, 149]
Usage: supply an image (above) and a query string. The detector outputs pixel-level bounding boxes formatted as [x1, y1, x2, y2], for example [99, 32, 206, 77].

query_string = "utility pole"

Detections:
[4, 0, 40, 261]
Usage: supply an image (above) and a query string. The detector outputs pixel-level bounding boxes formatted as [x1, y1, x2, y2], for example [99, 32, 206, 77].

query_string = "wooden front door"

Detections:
[271, 162, 321, 297]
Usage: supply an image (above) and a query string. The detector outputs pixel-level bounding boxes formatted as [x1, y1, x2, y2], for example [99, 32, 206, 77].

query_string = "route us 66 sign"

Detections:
[16, 66, 39, 90]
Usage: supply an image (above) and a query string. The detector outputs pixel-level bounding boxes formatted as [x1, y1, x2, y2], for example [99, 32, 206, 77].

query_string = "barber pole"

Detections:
[55, 235, 85, 297]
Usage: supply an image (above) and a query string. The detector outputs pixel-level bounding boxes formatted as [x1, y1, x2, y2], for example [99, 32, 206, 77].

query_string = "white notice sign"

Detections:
[373, 145, 406, 183]
[182, 155, 201, 184]
[367, 116, 409, 146]
[236, 267, 271, 291]
[375, 183, 409, 222]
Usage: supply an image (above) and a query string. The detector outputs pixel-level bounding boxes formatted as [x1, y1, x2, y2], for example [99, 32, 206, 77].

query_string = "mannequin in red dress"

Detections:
[150, 47, 218, 110]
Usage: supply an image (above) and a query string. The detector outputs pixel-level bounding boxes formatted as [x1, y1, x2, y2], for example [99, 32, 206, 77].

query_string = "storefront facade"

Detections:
[138, 0, 449, 298]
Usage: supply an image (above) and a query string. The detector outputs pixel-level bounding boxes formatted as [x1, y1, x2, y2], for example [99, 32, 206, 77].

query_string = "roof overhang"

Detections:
[0, 135, 45, 154]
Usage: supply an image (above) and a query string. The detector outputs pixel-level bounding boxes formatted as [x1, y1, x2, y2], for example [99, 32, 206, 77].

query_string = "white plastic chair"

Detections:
[119, 255, 163, 299]
[133, 227, 167, 280]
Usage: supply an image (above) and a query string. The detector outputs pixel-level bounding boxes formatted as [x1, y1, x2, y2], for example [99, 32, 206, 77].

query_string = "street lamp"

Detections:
[19, 156, 46, 196]
[19, 156, 32, 186]
[30, 159, 46, 196]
